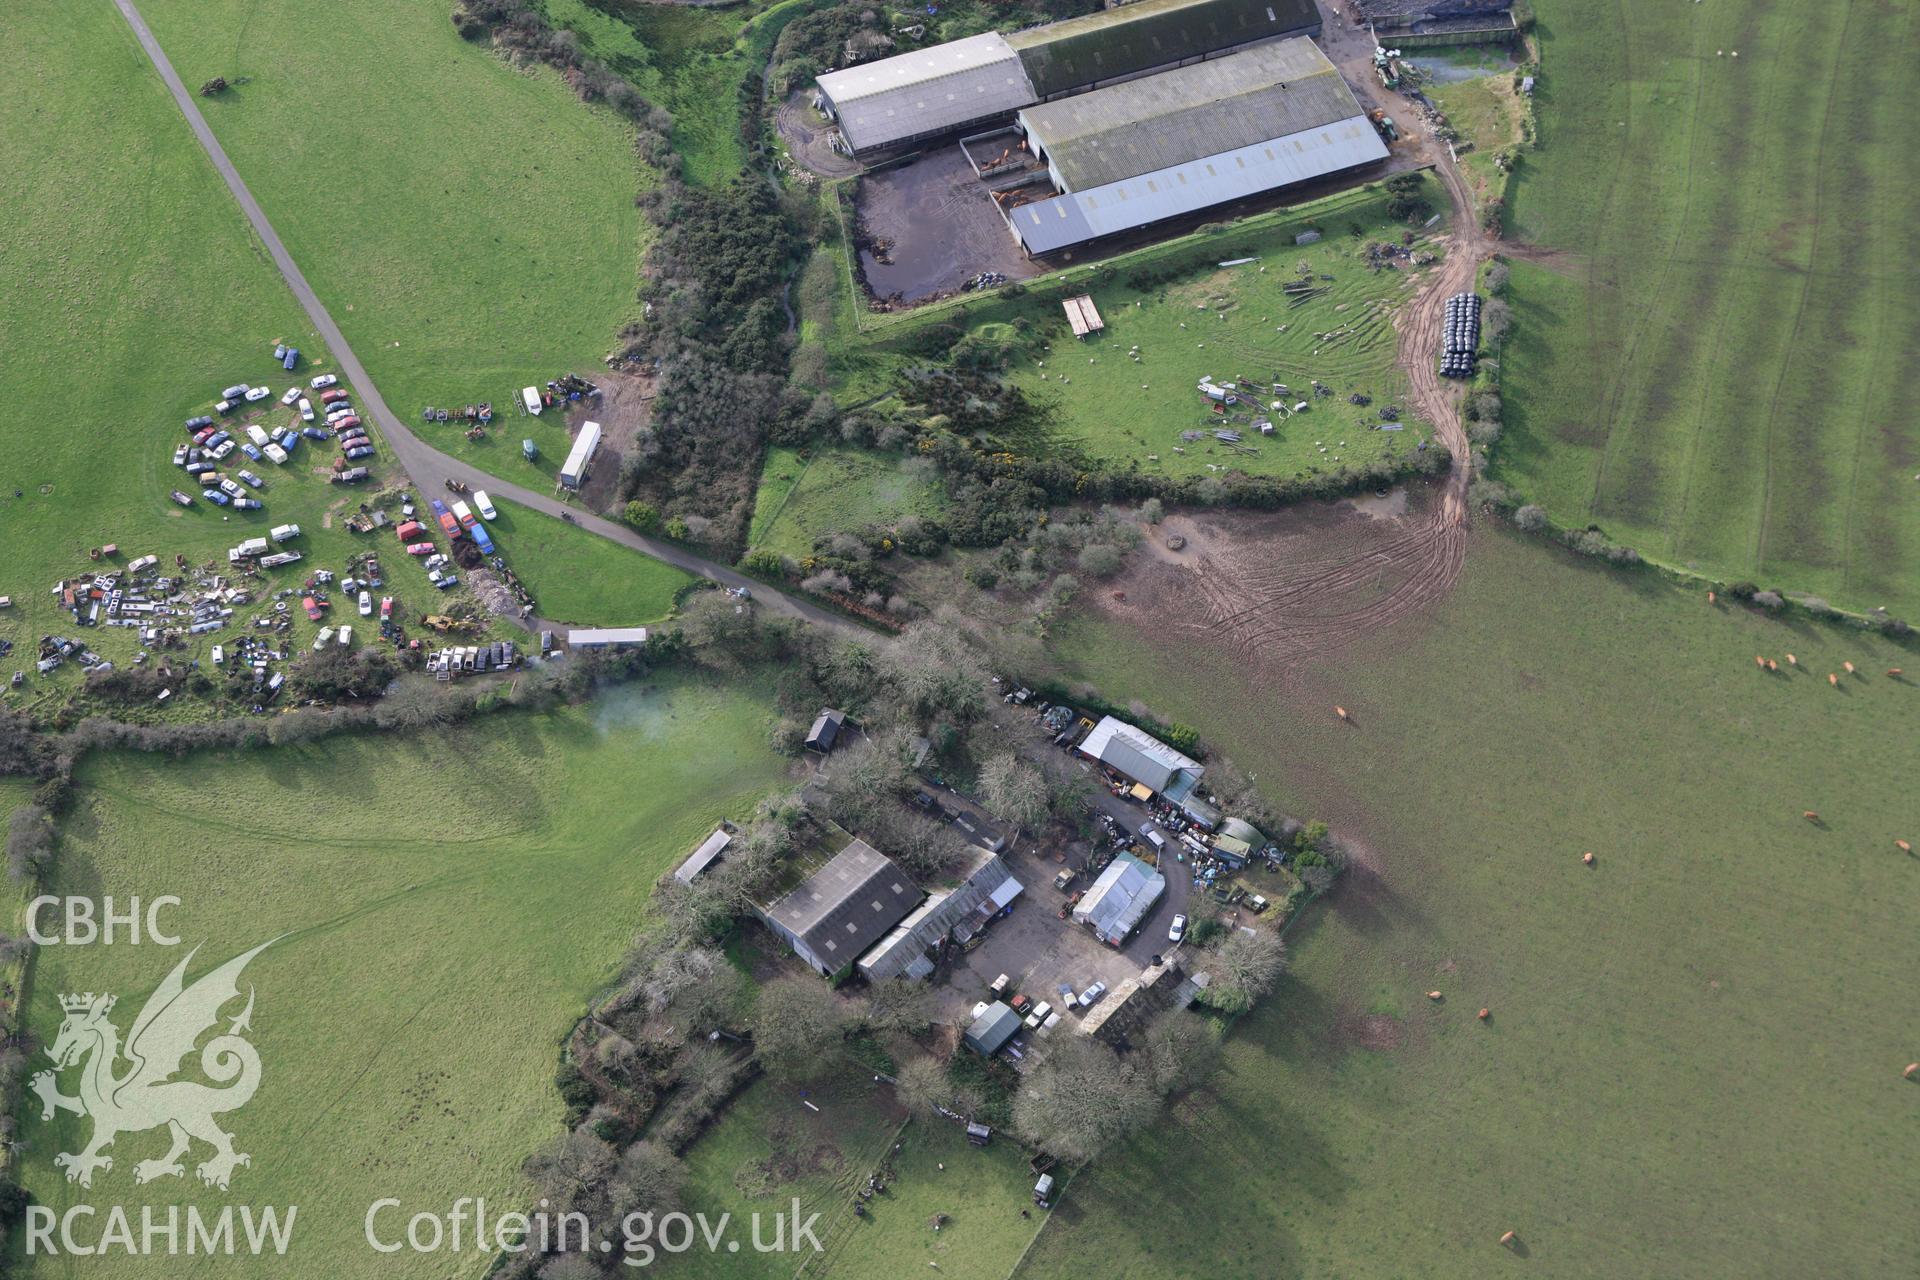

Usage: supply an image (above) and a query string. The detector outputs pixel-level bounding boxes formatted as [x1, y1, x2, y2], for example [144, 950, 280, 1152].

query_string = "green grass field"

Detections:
[488, 497, 693, 625]
[0, 0, 451, 714]
[543, 0, 789, 187]
[747, 448, 949, 557]
[133, 0, 649, 466]
[830, 188, 1434, 480]
[1034, 531, 1920, 1276]
[1497, 0, 1920, 616]
[998, 235, 1425, 480]
[18, 678, 788, 1279]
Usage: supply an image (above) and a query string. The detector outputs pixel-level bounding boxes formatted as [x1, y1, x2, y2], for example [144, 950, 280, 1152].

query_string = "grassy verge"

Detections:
[487, 498, 693, 626]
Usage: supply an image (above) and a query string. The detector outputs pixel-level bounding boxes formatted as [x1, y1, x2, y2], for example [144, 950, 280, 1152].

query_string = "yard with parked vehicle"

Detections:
[0, 0, 429, 711]
[131, 0, 650, 463]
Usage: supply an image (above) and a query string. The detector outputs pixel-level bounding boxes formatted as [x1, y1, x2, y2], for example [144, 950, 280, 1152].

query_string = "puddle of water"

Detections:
[1415, 53, 1520, 86]
[1348, 487, 1409, 519]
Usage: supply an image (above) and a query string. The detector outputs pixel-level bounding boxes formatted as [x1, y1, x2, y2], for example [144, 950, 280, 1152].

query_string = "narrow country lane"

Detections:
[112, 0, 865, 637]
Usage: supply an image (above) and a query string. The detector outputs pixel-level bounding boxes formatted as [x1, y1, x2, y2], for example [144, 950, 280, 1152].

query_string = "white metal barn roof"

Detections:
[816, 33, 1039, 153]
[1072, 852, 1166, 944]
[1077, 715, 1203, 794]
[1011, 115, 1386, 255]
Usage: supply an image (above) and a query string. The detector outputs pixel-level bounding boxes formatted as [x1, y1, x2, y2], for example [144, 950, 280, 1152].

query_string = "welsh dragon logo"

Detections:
[30, 940, 275, 1190]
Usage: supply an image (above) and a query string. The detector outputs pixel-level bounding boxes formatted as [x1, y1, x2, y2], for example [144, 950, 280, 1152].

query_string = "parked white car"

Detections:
[1168, 914, 1187, 943]
[473, 490, 497, 521]
[310, 374, 338, 390]
[297, 397, 315, 422]
[279, 387, 301, 406]
[243, 385, 271, 403]
[358, 590, 372, 617]
[337, 625, 352, 647]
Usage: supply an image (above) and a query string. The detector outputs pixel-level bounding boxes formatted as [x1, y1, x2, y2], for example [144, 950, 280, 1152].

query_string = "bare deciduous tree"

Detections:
[1011, 1036, 1159, 1163]
[978, 752, 1049, 833]
[1199, 929, 1288, 1015]
[749, 976, 846, 1079]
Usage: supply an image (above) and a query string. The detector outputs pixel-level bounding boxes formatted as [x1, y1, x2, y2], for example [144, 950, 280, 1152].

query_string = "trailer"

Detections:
[521, 386, 543, 416]
[559, 421, 601, 490]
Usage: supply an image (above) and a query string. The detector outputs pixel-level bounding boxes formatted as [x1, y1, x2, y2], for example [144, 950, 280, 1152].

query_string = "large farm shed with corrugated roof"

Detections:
[1002, 38, 1387, 256]
[813, 0, 1320, 155]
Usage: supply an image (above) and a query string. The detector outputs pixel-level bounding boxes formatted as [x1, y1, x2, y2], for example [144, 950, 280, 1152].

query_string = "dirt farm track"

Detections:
[1119, 154, 1487, 679]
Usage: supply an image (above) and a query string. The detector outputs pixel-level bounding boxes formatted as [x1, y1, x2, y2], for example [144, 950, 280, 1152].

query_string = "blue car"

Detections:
[206, 431, 231, 449]
[240, 443, 263, 462]
[282, 346, 300, 371]
[201, 488, 231, 506]
[302, 426, 329, 441]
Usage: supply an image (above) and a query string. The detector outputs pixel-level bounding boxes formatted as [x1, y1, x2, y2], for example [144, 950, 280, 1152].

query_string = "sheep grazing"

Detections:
[1786, 653, 1797, 666]
[1843, 661, 1856, 675]
[1802, 810, 1820, 823]
[1500, 1231, 1518, 1247]
[1906, 1063, 1919, 1080]
[1582, 851, 1596, 866]
[1897, 840, 1912, 854]
[1427, 990, 1443, 1001]
[1755, 655, 1767, 668]
[1706, 590, 1716, 604]
[1478, 1008, 1491, 1020]
[1888, 668, 1904, 678]
[1335, 705, 1350, 721]
[1766, 659, 1778, 673]
[1828, 673, 1839, 686]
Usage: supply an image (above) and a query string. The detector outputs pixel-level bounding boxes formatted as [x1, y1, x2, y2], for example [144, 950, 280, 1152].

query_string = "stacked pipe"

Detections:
[1440, 292, 1481, 378]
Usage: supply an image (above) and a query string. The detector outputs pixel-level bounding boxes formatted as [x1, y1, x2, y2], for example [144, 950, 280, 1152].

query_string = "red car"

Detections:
[332, 416, 362, 433]
[301, 595, 327, 621]
[395, 520, 426, 541]
[405, 542, 434, 556]
[320, 388, 350, 405]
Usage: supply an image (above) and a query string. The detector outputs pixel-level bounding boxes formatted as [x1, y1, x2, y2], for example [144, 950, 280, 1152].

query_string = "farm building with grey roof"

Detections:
[1003, 38, 1386, 256]
[812, 0, 1319, 155]
[753, 838, 923, 977]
